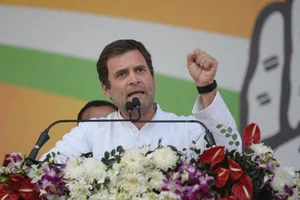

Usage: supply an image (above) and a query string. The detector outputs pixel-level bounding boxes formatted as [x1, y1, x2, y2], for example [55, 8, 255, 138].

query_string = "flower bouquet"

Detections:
[0, 153, 39, 199]
[0, 123, 299, 199]
[0, 153, 67, 200]
[188, 123, 300, 200]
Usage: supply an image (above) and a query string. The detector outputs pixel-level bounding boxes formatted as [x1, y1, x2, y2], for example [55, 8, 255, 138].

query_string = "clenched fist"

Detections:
[187, 48, 218, 87]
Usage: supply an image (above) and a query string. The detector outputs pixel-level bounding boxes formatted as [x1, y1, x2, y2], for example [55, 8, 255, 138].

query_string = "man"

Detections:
[41, 39, 241, 163]
[77, 100, 118, 121]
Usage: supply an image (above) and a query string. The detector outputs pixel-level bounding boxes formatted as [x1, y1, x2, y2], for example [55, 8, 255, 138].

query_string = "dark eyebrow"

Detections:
[134, 65, 147, 70]
[114, 67, 128, 78]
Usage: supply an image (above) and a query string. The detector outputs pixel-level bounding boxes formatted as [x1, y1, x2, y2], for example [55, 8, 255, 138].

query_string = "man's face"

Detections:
[102, 50, 155, 113]
[81, 106, 116, 120]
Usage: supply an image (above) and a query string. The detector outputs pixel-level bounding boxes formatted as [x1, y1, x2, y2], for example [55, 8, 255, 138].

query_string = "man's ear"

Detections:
[101, 82, 110, 99]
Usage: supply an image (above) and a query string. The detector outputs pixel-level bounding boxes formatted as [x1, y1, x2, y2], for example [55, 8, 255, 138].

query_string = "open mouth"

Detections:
[128, 91, 145, 97]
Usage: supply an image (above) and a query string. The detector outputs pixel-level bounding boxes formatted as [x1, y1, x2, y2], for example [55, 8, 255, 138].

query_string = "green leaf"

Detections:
[216, 124, 223, 129]
[225, 133, 231, 138]
[235, 141, 240, 146]
[229, 141, 234, 145]
[227, 127, 233, 133]
[168, 145, 178, 152]
[117, 146, 124, 153]
[104, 151, 109, 159]
[194, 149, 201, 154]
[232, 134, 237, 141]
[220, 129, 227, 134]
[111, 149, 116, 156]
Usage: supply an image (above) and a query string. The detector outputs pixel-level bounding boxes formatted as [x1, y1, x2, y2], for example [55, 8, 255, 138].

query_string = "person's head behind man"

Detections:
[96, 39, 156, 119]
[77, 100, 118, 120]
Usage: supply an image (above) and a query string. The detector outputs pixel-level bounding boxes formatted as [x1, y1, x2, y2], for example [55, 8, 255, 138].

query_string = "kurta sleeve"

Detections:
[39, 121, 95, 163]
[192, 91, 242, 152]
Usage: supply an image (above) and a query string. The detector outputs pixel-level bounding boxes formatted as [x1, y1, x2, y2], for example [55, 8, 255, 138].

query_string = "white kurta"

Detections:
[40, 91, 241, 163]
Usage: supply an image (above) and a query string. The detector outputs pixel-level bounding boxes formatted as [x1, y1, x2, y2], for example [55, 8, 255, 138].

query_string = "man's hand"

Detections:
[187, 48, 218, 87]
[187, 48, 218, 108]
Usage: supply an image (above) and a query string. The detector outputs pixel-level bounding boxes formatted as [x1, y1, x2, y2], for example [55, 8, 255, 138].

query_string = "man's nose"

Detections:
[128, 72, 140, 85]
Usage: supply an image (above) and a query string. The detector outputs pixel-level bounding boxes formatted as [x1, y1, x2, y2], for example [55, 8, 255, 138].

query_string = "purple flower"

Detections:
[266, 159, 280, 171]
[2, 153, 23, 167]
[182, 184, 214, 200]
[178, 161, 197, 175]
[273, 185, 297, 200]
[36, 164, 67, 197]
[162, 178, 182, 195]
[283, 185, 294, 196]
[161, 160, 214, 199]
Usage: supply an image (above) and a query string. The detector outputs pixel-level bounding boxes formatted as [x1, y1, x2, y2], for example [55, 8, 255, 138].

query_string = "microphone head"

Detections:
[125, 101, 134, 112]
[132, 97, 141, 108]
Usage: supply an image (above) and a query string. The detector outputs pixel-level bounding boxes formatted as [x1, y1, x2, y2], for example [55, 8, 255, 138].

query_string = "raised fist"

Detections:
[187, 48, 218, 87]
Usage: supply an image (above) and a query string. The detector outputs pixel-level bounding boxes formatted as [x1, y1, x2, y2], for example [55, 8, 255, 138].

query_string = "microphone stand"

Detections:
[131, 107, 216, 148]
[25, 118, 133, 166]
[130, 98, 215, 147]
[25, 107, 216, 166]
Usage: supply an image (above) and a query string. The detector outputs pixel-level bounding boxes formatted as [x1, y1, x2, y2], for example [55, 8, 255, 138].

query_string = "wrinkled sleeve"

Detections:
[192, 91, 242, 152]
[39, 122, 94, 163]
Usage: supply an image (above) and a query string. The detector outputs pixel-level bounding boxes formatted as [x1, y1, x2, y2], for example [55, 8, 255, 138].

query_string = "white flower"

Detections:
[152, 147, 179, 171]
[67, 179, 93, 199]
[81, 157, 107, 184]
[106, 163, 123, 188]
[296, 174, 300, 198]
[250, 143, 273, 158]
[27, 163, 45, 183]
[63, 157, 84, 180]
[116, 193, 133, 200]
[297, 175, 300, 188]
[147, 170, 165, 190]
[181, 170, 189, 182]
[1, 167, 10, 174]
[287, 190, 299, 200]
[142, 192, 159, 200]
[271, 167, 297, 194]
[89, 190, 115, 200]
[121, 149, 150, 173]
[284, 167, 297, 177]
[119, 173, 148, 192]
[158, 191, 181, 200]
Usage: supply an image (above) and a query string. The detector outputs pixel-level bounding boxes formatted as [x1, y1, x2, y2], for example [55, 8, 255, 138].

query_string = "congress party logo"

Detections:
[240, 0, 300, 154]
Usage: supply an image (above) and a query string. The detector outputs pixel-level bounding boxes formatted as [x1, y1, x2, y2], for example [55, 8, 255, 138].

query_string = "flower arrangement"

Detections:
[0, 153, 39, 199]
[0, 123, 299, 200]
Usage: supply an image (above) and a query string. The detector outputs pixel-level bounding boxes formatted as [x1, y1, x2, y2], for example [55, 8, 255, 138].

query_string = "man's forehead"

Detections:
[107, 50, 146, 66]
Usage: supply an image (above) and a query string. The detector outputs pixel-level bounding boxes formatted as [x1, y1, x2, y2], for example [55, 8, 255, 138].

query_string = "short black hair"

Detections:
[96, 39, 154, 89]
[77, 100, 118, 121]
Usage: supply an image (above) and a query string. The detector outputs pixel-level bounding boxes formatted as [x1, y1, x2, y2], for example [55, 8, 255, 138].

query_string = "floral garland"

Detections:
[0, 123, 299, 200]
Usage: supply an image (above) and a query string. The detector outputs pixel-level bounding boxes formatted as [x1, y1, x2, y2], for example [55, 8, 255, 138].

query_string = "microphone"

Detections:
[132, 97, 141, 108]
[125, 101, 134, 120]
[25, 105, 216, 166]
[131, 97, 141, 121]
